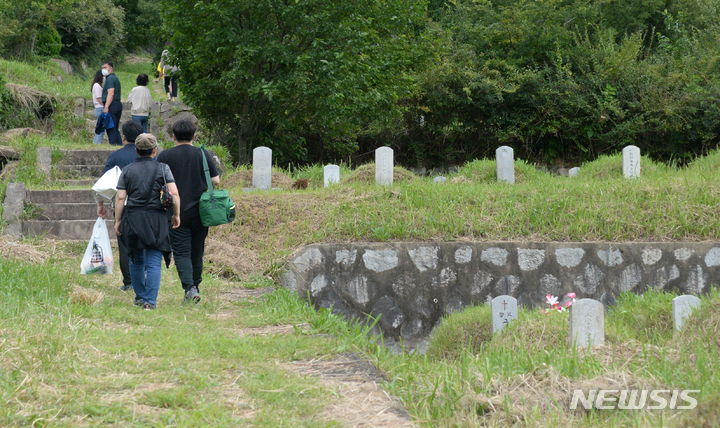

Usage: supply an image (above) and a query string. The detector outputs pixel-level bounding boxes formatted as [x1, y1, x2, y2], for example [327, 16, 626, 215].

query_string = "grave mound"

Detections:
[204, 237, 261, 279]
[222, 169, 294, 189]
[344, 163, 416, 184]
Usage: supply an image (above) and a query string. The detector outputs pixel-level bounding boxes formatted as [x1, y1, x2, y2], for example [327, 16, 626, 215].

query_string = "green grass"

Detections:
[1, 242, 718, 427]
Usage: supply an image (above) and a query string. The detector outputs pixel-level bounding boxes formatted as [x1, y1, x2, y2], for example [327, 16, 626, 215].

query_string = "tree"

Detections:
[54, 0, 125, 64]
[0, 0, 71, 59]
[114, 0, 162, 53]
[160, 0, 427, 165]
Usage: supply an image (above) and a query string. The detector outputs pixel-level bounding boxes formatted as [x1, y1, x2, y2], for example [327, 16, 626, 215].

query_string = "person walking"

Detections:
[97, 120, 143, 292]
[160, 48, 179, 101]
[114, 133, 180, 309]
[91, 70, 105, 144]
[157, 120, 219, 303]
[101, 61, 123, 145]
[127, 74, 153, 133]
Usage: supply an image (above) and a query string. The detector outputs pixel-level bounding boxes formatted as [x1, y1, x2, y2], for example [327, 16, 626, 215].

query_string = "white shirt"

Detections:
[92, 83, 103, 108]
[127, 86, 152, 116]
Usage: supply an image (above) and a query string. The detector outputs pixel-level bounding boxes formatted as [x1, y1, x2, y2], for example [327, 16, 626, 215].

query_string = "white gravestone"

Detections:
[324, 164, 340, 187]
[568, 167, 580, 177]
[622, 145, 640, 179]
[672, 295, 701, 331]
[252, 146, 272, 189]
[491, 295, 518, 333]
[375, 147, 394, 186]
[569, 298, 604, 347]
[434, 176, 446, 184]
[496, 146, 515, 183]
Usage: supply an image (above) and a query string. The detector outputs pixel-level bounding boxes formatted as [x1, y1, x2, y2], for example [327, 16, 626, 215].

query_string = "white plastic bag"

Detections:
[92, 166, 121, 204]
[80, 217, 114, 275]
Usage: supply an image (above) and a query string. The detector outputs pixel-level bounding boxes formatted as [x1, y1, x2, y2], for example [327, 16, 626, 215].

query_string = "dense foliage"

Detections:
[2, 0, 719, 167]
[160, 0, 427, 165]
[391, 0, 720, 167]
[0, 0, 160, 66]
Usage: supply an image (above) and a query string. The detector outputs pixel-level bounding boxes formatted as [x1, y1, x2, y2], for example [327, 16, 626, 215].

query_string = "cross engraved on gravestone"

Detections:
[491, 295, 518, 333]
[324, 164, 340, 187]
[252, 146, 272, 189]
[569, 298, 604, 348]
[375, 147, 394, 186]
[672, 295, 701, 331]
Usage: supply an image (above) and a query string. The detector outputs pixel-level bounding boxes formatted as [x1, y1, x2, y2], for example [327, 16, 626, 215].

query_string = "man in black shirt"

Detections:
[97, 120, 143, 291]
[101, 61, 123, 145]
[157, 120, 219, 302]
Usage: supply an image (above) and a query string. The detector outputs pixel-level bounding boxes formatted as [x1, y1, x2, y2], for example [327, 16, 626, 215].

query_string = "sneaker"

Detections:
[143, 303, 156, 310]
[134, 298, 143, 307]
[184, 286, 200, 303]
[120, 284, 133, 292]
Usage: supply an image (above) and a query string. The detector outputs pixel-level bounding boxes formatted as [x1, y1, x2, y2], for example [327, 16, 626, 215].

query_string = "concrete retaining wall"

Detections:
[281, 242, 719, 341]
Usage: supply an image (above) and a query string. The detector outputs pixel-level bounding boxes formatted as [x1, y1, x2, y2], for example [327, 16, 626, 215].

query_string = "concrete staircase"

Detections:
[3, 148, 116, 240]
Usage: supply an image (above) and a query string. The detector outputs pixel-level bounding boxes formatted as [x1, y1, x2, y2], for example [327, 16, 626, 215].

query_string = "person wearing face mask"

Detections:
[101, 61, 123, 146]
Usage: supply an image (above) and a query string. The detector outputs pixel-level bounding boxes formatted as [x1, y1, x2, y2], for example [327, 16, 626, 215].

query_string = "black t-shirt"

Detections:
[102, 73, 121, 102]
[157, 144, 219, 220]
[117, 157, 175, 210]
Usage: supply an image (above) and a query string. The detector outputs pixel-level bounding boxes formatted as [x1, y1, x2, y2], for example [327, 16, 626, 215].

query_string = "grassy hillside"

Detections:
[0, 239, 717, 427]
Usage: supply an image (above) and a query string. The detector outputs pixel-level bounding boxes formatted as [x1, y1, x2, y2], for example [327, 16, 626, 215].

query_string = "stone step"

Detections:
[23, 219, 116, 240]
[28, 203, 114, 221]
[27, 189, 97, 204]
[56, 179, 98, 187]
[57, 150, 115, 166]
[53, 164, 105, 178]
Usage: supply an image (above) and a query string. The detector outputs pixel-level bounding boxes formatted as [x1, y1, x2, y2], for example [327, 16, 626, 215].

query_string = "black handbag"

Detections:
[159, 165, 174, 208]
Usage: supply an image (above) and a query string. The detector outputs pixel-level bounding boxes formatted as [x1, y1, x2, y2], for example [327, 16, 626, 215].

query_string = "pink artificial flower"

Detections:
[546, 294, 559, 306]
[567, 293, 576, 299]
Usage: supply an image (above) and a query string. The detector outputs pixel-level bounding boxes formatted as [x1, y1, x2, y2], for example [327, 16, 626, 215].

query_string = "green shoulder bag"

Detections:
[198, 145, 236, 227]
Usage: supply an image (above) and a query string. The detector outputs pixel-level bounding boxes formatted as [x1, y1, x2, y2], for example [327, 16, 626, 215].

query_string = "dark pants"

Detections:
[106, 100, 123, 145]
[117, 228, 131, 286]
[170, 215, 208, 291]
[164, 76, 178, 98]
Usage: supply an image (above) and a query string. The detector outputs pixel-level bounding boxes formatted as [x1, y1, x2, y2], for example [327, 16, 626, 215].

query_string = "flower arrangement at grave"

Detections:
[542, 293, 576, 314]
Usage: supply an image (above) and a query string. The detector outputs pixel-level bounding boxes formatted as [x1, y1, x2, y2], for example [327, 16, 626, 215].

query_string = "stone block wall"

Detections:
[281, 242, 719, 341]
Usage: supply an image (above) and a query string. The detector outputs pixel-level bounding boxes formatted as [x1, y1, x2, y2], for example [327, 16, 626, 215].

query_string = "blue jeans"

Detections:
[130, 249, 163, 305]
[132, 115, 149, 133]
[93, 107, 104, 144]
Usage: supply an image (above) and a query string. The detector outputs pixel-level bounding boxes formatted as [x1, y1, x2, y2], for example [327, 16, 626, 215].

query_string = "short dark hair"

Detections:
[136, 148, 154, 157]
[136, 74, 149, 86]
[102, 60, 114, 69]
[121, 121, 143, 143]
[172, 119, 197, 142]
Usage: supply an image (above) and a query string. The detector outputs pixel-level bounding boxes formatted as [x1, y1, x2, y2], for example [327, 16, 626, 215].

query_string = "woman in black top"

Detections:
[115, 134, 180, 309]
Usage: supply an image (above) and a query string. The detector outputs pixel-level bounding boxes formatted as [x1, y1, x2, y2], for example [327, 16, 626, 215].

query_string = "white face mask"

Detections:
[101, 69, 109, 76]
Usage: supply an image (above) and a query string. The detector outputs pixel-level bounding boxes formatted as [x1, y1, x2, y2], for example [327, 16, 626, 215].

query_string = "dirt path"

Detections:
[287, 353, 416, 427]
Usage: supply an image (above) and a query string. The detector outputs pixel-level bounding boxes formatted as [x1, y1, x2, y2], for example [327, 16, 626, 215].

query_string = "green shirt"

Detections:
[102, 73, 121, 103]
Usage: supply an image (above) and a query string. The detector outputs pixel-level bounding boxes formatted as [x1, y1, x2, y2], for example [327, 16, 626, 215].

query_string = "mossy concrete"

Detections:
[282, 242, 719, 341]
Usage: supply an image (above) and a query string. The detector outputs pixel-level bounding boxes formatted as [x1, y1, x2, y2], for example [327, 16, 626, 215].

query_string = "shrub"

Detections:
[34, 26, 61, 58]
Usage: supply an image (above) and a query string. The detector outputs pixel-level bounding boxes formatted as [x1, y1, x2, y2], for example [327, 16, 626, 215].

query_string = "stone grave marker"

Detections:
[569, 298, 604, 347]
[496, 146, 515, 183]
[672, 295, 701, 331]
[252, 146, 272, 189]
[375, 147, 394, 186]
[568, 167, 580, 177]
[622, 145, 640, 179]
[491, 295, 518, 333]
[434, 176, 446, 184]
[324, 164, 340, 187]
